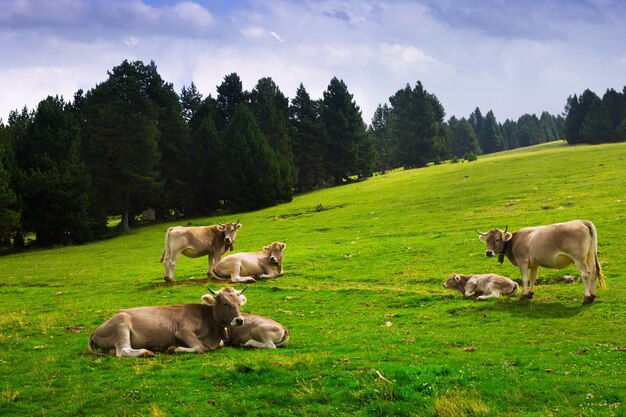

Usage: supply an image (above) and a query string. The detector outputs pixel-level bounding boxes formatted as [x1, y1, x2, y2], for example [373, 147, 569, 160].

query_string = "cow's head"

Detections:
[264, 241, 286, 265]
[201, 287, 247, 327]
[476, 227, 512, 257]
[217, 220, 242, 246]
[443, 273, 465, 289]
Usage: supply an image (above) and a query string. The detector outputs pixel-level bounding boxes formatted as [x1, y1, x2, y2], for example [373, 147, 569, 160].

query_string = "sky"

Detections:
[1, 0, 625, 124]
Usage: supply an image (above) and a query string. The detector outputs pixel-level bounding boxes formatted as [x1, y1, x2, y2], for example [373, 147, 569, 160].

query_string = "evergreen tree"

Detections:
[388, 81, 446, 168]
[80, 61, 162, 231]
[216, 73, 248, 130]
[222, 105, 280, 210]
[188, 96, 226, 213]
[369, 103, 395, 173]
[0, 130, 20, 246]
[564, 94, 584, 144]
[289, 83, 328, 191]
[14, 96, 91, 245]
[479, 110, 505, 153]
[321, 77, 372, 183]
[449, 116, 481, 157]
[581, 98, 613, 144]
[180, 82, 203, 123]
[468, 107, 484, 151]
[250, 77, 297, 201]
[602, 88, 626, 142]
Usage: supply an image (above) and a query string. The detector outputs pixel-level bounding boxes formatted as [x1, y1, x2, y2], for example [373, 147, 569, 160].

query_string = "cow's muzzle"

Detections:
[231, 316, 244, 326]
[224, 237, 233, 244]
[485, 250, 496, 257]
[269, 256, 278, 263]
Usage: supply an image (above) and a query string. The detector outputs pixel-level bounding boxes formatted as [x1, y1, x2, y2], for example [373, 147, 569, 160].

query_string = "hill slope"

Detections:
[1, 140, 625, 416]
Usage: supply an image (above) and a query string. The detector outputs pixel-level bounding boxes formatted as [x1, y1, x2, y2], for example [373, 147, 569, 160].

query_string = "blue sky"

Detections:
[1, 0, 625, 124]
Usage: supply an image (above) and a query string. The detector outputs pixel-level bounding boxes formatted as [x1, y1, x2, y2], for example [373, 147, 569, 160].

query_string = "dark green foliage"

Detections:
[180, 82, 203, 123]
[464, 151, 477, 161]
[322, 77, 373, 183]
[250, 77, 297, 201]
[80, 60, 162, 231]
[478, 110, 505, 153]
[222, 104, 281, 210]
[448, 116, 481, 158]
[369, 104, 395, 173]
[10, 96, 92, 245]
[388, 82, 446, 169]
[216, 73, 248, 130]
[289, 84, 329, 191]
[0, 132, 20, 245]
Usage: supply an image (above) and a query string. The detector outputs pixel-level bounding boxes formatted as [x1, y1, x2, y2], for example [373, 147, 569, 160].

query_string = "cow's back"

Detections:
[169, 226, 218, 257]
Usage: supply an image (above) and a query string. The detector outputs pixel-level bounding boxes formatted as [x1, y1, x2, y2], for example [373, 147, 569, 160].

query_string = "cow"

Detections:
[88, 287, 247, 357]
[225, 314, 290, 349]
[211, 241, 286, 283]
[160, 221, 242, 283]
[443, 273, 519, 300]
[476, 220, 605, 304]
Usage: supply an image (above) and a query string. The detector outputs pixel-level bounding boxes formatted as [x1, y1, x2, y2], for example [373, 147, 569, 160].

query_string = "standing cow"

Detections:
[225, 314, 290, 349]
[211, 242, 286, 283]
[476, 220, 605, 304]
[443, 273, 519, 300]
[161, 221, 241, 282]
[88, 287, 248, 357]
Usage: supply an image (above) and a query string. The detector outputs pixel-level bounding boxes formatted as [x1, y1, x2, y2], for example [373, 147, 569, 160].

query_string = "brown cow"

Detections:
[225, 314, 290, 349]
[161, 221, 241, 282]
[476, 220, 605, 304]
[443, 273, 519, 300]
[88, 287, 247, 357]
[211, 242, 286, 283]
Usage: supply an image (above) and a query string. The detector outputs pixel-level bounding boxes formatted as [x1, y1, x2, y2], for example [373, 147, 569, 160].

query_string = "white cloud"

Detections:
[270, 31, 285, 43]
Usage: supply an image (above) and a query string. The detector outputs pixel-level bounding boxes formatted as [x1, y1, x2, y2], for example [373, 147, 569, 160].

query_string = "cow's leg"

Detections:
[477, 284, 498, 300]
[576, 258, 595, 304]
[230, 263, 257, 284]
[243, 339, 277, 349]
[518, 265, 532, 300]
[163, 251, 178, 283]
[106, 314, 155, 357]
[207, 254, 214, 276]
[527, 267, 538, 299]
[166, 330, 210, 354]
[464, 281, 477, 298]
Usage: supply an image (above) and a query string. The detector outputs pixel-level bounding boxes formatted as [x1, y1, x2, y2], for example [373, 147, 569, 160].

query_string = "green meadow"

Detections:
[1, 140, 625, 416]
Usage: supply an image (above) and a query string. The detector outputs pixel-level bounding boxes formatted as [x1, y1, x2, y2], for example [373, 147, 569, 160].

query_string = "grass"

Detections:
[1, 140, 625, 416]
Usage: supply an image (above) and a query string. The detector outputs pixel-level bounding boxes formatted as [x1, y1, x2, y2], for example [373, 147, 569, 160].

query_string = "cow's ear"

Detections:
[235, 223, 242, 230]
[201, 294, 217, 306]
[503, 232, 513, 241]
[216, 225, 225, 232]
[479, 235, 488, 242]
[280, 242, 286, 250]
[454, 274, 461, 282]
[238, 294, 247, 306]
[264, 245, 270, 251]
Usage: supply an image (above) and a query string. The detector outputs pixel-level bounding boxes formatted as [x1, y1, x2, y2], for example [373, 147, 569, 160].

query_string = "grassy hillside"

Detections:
[1, 140, 625, 416]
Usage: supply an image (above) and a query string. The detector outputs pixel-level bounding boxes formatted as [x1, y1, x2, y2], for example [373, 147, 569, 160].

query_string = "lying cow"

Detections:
[161, 221, 242, 282]
[211, 242, 286, 283]
[225, 314, 290, 349]
[444, 273, 519, 300]
[476, 220, 606, 304]
[88, 287, 247, 357]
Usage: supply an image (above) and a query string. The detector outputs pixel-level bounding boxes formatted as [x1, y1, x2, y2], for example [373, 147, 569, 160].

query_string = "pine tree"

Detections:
[222, 105, 280, 210]
[479, 111, 505, 153]
[369, 104, 395, 173]
[216, 73, 248, 130]
[322, 77, 372, 183]
[250, 77, 297, 201]
[581, 98, 613, 144]
[0, 131, 20, 246]
[180, 82, 203, 123]
[80, 61, 162, 231]
[14, 96, 91, 245]
[449, 116, 481, 157]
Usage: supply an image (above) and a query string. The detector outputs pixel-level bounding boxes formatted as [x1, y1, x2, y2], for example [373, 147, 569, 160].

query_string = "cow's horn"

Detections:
[503, 225, 508, 233]
[217, 222, 224, 227]
[207, 287, 219, 295]
[474, 229, 487, 236]
[237, 287, 247, 295]
[235, 219, 240, 225]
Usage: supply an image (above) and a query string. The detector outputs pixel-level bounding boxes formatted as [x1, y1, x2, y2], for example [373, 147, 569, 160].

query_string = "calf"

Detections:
[211, 242, 286, 283]
[88, 287, 247, 357]
[444, 273, 519, 300]
[225, 314, 290, 349]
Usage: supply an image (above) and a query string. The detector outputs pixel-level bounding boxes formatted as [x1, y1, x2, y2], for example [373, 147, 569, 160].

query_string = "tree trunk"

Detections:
[121, 211, 130, 232]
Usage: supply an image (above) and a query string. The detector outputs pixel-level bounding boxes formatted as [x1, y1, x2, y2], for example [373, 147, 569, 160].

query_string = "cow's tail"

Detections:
[586, 221, 606, 290]
[276, 327, 290, 347]
[209, 265, 226, 281]
[160, 227, 172, 263]
[505, 281, 519, 297]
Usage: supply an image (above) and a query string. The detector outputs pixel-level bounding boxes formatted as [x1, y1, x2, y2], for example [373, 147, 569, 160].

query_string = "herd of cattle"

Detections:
[89, 219, 605, 357]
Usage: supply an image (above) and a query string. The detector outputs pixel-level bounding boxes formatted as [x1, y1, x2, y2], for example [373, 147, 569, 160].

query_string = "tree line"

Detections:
[1, 59, 618, 248]
[563, 87, 626, 144]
